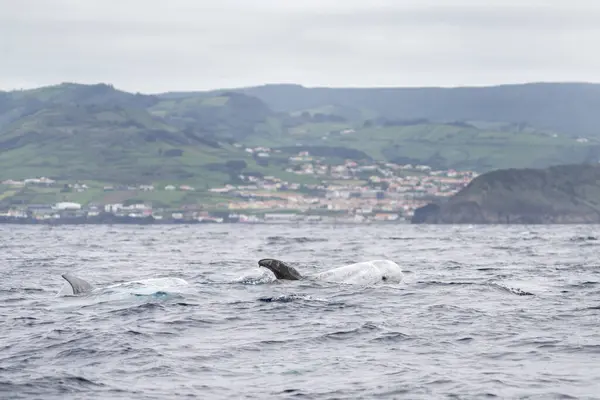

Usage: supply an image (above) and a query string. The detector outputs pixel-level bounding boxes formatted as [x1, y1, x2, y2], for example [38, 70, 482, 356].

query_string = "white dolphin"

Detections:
[59, 273, 189, 297]
[258, 258, 404, 285]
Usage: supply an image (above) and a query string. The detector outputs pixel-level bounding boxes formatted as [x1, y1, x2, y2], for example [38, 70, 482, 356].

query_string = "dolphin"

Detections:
[257, 259, 303, 280]
[258, 258, 403, 285]
[62, 273, 94, 295]
[59, 273, 189, 297]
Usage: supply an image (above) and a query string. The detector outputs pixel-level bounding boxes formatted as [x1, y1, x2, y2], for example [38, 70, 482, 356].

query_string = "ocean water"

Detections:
[1, 224, 600, 399]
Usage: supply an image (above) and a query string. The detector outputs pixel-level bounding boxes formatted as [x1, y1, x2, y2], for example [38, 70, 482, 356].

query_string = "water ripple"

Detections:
[2, 224, 600, 399]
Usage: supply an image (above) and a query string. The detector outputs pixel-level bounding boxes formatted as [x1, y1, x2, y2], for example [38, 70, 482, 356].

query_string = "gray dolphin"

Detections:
[59, 273, 189, 296]
[61, 273, 94, 295]
[258, 258, 303, 280]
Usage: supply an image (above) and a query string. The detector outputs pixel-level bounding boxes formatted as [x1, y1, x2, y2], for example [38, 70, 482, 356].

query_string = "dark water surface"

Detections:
[1, 224, 600, 399]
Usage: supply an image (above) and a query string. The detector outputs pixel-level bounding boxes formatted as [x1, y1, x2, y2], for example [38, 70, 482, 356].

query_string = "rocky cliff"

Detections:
[411, 164, 600, 224]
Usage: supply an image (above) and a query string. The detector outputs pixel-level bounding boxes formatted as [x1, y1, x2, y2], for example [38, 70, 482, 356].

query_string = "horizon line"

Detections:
[2, 79, 600, 95]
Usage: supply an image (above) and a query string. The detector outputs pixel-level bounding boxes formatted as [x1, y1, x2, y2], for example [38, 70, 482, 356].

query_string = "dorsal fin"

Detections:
[61, 273, 94, 295]
[258, 258, 303, 280]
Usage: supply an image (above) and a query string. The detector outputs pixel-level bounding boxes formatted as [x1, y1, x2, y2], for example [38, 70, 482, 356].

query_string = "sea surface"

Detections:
[1, 224, 600, 399]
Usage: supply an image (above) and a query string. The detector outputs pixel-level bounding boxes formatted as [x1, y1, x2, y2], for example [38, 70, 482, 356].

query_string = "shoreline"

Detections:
[0, 216, 410, 226]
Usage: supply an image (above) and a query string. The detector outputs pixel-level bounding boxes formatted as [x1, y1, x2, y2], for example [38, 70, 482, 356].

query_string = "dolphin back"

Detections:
[312, 260, 403, 285]
[61, 273, 94, 295]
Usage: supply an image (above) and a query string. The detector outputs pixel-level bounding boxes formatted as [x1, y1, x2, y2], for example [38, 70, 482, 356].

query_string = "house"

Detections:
[2, 180, 25, 187]
[264, 213, 299, 222]
[27, 204, 54, 212]
[209, 187, 233, 193]
[27, 204, 56, 219]
[54, 202, 82, 211]
[105, 203, 123, 213]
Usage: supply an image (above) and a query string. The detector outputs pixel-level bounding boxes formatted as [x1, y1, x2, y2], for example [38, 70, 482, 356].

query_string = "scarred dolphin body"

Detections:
[258, 258, 403, 285]
[59, 273, 189, 297]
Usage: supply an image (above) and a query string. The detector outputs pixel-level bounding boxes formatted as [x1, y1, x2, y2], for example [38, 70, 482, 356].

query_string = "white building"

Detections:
[54, 202, 82, 211]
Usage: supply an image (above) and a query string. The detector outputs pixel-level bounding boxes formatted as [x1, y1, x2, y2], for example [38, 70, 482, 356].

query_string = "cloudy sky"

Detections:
[1, 0, 599, 93]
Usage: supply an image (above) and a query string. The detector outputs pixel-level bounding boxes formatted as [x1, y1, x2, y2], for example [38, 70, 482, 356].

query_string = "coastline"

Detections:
[0, 216, 411, 226]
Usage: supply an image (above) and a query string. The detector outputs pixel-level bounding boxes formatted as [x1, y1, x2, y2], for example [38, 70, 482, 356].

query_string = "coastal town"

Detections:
[0, 151, 477, 224]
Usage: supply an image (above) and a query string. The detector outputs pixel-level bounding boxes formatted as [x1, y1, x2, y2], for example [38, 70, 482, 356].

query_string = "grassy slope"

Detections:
[344, 124, 594, 170]
[246, 119, 599, 171]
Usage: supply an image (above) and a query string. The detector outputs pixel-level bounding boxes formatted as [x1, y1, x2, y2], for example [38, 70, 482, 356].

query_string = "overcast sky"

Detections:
[1, 0, 599, 93]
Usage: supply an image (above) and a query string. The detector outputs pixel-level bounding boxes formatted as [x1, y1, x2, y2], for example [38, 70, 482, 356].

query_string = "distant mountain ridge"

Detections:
[166, 81, 600, 139]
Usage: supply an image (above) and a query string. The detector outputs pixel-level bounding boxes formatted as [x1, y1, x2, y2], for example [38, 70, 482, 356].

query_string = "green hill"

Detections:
[0, 83, 158, 130]
[6, 82, 157, 107]
[0, 85, 301, 189]
[1, 81, 600, 196]
[149, 91, 275, 141]
[296, 123, 598, 171]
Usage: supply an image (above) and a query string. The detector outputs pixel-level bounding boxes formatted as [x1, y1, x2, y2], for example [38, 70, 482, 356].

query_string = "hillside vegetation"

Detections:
[1, 82, 599, 191]
[0, 84, 291, 186]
